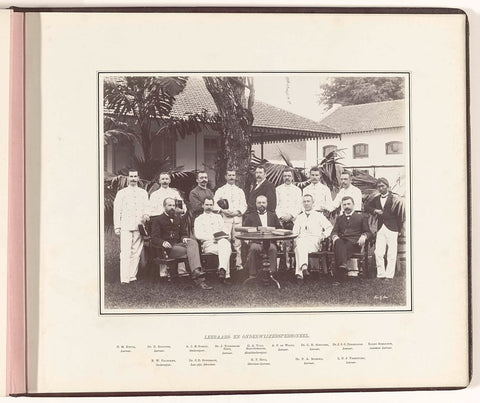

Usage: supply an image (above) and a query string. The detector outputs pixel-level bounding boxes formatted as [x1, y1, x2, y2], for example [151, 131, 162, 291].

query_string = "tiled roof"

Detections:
[170, 77, 337, 135]
[319, 99, 405, 134]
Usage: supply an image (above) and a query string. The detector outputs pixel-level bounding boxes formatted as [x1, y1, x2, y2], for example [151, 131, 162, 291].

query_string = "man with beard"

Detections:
[332, 171, 363, 212]
[195, 198, 232, 284]
[151, 197, 212, 290]
[366, 178, 404, 279]
[331, 196, 372, 284]
[243, 195, 281, 279]
[149, 172, 186, 217]
[246, 165, 276, 214]
[113, 170, 149, 284]
[213, 170, 247, 271]
[189, 171, 214, 220]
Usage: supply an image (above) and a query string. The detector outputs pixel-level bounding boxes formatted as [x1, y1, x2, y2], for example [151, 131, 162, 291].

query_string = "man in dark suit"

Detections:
[366, 177, 404, 279]
[243, 195, 281, 279]
[331, 196, 372, 284]
[246, 165, 277, 213]
[151, 197, 212, 290]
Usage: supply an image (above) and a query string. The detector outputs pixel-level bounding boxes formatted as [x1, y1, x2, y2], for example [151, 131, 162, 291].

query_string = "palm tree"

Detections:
[104, 76, 188, 161]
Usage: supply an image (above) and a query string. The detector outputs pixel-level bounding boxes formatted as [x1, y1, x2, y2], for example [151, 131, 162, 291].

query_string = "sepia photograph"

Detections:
[100, 73, 410, 313]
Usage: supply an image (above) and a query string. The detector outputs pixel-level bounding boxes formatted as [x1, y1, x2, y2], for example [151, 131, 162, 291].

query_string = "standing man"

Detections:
[247, 165, 276, 213]
[113, 170, 149, 284]
[195, 198, 232, 284]
[332, 171, 363, 212]
[293, 194, 333, 283]
[214, 170, 247, 271]
[302, 166, 333, 213]
[189, 171, 214, 220]
[243, 195, 281, 280]
[150, 198, 212, 290]
[331, 196, 372, 284]
[275, 169, 303, 230]
[149, 172, 186, 217]
[366, 178, 404, 279]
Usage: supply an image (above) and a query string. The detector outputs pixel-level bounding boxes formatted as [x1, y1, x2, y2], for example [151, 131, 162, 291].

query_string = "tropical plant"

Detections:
[203, 77, 255, 189]
[104, 76, 188, 160]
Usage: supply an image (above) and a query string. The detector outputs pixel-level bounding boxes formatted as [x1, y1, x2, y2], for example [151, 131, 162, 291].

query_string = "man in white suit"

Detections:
[293, 194, 333, 283]
[113, 170, 149, 284]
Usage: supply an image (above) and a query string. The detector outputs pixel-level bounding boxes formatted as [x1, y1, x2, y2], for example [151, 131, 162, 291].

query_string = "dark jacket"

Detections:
[189, 186, 214, 219]
[331, 212, 372, 244]
[243, 211, 281, 229]
[247, 180, 277, 213]
[151, 213, 188, 247]
[366, 193, 403, 232]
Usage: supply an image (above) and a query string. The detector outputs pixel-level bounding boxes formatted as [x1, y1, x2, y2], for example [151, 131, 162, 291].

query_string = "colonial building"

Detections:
[104, 77, 339, 187]
[307, 99, 407, 190]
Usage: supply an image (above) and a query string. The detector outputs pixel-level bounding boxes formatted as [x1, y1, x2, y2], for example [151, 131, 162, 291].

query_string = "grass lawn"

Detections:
[104, 231, 407, 311]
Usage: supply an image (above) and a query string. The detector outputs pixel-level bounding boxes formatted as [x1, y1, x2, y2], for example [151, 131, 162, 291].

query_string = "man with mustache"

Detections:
[189, 171, 214, 220]
[332, 171, 363, 212]
[243, 195, 281, 280]
[275, 169, 302, 230]
[149, 172, 186, 217]
[293, 194, 333, 283]
[366, 177, 404, 279]
[151, 197, 212, 290]
[113, 170, 150, 284]
[331, 196, 372, 284]
[214, 170, 247, 271]
[302, 166, 333, 213]
[195, 198, 232, 284]
[246, 165, 276, 214]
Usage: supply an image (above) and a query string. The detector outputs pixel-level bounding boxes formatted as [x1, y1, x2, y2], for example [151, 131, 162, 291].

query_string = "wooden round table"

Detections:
[236, 232, 298, 289]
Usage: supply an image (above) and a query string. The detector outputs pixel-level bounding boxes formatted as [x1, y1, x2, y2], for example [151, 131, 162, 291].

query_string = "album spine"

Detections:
[6, 9, 26, 396]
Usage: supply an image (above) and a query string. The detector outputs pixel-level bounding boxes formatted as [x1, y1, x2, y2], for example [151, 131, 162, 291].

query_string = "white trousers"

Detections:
[202, 238, 232, 278]
[223, 217, 243, 268]
[375, 225, 399, 279]
[294, 236, 322, 277]
[120, 230, 143, 283]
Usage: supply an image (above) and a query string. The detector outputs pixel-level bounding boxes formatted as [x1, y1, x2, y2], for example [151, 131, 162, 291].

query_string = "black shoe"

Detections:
[198, 282, 213, 290]
[218, 268, 226, 283]
[191, 268, 206, 280]
[296, 274, 303, 285]
[224, 277, 233, 285]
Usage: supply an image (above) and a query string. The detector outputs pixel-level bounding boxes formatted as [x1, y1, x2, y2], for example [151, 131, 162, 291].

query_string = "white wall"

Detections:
[305, 127, 406, 192]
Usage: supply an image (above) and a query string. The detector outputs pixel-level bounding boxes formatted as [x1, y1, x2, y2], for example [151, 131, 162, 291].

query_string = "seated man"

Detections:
[293, 194, 333, 283]
[150, 197, 212, 290]
[331, 196, 372, 285]
[243, 195, 281, 280]
[194, 198, 232, 284]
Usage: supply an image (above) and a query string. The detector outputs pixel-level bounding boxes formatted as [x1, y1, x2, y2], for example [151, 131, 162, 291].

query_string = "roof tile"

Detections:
[319, 99, 405, 133]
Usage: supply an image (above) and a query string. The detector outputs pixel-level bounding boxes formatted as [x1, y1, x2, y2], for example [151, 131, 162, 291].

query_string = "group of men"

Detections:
[113, 165, 403, 290]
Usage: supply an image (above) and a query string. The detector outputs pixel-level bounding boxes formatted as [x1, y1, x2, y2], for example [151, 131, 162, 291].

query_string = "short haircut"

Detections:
[196, 170, 208, 179]
[256, 195, 268, 202]
[163, 197, 175, 207]
[128, 169, 138, 175]
[226, 169, 236, 174]
[341, 170, 352, 178]
[303, 194, 314, 201]
[159, 172, 171, 179]
[255, 165, 266, 173]
[283, 168, 294, 175]
[341, 196, 354, 204]
[309, 166, 320, 174]
[203, 197, 214, 204]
